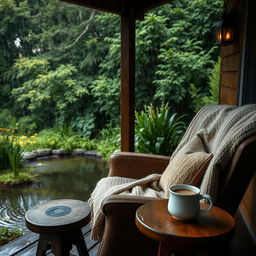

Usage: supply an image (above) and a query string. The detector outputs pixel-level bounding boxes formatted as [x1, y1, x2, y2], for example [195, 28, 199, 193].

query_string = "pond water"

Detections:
[0, 156, 107, 232]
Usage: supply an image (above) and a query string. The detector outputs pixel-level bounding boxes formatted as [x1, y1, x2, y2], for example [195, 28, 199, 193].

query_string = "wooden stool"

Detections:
[135, 199, 235, 256]
[25, 199, 91, 256]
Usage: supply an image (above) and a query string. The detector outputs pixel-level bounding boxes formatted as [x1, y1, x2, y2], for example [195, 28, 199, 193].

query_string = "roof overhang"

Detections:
[62, 0, 171, 19]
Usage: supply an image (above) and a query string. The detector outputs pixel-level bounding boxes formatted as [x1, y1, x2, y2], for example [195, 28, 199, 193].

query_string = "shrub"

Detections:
[96, 126, 120, 160]
[17, 126, 96, 151]
[190, 57, 220, 113]
[135, 104, 187, 156]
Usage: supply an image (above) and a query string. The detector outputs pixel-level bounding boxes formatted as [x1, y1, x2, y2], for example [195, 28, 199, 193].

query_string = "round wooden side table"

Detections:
[135, 199, 235, 256]
[25, 199, 91, 256]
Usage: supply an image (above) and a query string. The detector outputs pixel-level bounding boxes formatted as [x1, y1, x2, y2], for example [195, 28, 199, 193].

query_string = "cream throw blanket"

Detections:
[88, 174, 164, 240]
[89, 104, 256, 240]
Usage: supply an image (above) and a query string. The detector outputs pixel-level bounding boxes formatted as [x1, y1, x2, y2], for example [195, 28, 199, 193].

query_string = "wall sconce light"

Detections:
[214, 13, 236, 46]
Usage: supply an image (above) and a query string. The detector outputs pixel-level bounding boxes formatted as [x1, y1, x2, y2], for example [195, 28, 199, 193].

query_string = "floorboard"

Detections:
[0, 224, 100, 256]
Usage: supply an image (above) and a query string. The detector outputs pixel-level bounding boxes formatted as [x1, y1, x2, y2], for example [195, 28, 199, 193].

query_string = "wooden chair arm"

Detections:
[108, 152, 170, 179]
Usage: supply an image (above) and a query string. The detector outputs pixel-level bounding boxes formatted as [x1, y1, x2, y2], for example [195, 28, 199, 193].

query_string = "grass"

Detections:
[0, 227, 23, 246]
[0, 172, 34, 186]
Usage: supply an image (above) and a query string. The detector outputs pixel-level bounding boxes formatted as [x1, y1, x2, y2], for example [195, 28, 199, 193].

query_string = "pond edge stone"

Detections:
[22, 149, 102, 161]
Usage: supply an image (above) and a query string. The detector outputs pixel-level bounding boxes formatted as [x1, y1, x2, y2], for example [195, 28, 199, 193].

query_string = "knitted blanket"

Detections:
[172, 104, 256, 200]
[88, 174, 164, 240]
[89, 104, 256, 240]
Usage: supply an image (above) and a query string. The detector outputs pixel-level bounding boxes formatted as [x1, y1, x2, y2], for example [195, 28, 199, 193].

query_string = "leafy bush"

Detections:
[135, 104, 187, 156]
[16, 115, 38, 135]
[190, 57, 220, 113]
[71, 112, 96, 137]
[0, 109, 16, 129]
[0, 227, 22, 246]
[96, 126, 120, 160]
[17, 126, 96, 151]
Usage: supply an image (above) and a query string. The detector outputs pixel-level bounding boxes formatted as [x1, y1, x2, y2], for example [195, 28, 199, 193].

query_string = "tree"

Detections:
[12, 57, 88, 130]
[0, 0, 223, 135]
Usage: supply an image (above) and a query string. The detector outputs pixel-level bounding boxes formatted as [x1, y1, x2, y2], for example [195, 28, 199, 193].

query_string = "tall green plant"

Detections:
[0, 134, 11, 170]
[7, 137, 23, 177]
[135, 105, 187, 156]
[0, 128, 23, 176]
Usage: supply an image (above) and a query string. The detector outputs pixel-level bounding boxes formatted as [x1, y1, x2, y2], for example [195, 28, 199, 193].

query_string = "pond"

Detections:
[0, 156, 107, 232]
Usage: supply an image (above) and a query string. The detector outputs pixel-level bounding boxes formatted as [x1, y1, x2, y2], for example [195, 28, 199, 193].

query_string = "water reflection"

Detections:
[0, 156, 107, 232]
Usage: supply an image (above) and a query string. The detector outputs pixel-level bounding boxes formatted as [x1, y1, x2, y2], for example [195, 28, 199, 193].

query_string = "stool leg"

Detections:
[51, 234, 72, 256]
[36, 234, 49, 256]
[74, 230, 89, 256]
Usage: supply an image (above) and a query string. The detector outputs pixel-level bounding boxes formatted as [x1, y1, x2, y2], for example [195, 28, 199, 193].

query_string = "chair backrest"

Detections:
[216, 135, 256, 215]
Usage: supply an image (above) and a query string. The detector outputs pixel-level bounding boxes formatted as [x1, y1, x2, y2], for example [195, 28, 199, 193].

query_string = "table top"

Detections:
[135, 199, 235, 248]
[25, 199, 91, 233]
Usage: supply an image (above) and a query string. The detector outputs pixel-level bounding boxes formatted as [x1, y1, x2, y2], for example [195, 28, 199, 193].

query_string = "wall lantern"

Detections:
[214, 13, 236, 46]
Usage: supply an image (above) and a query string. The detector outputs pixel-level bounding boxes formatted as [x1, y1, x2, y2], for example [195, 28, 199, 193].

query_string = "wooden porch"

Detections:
[0, 225, 99, 256]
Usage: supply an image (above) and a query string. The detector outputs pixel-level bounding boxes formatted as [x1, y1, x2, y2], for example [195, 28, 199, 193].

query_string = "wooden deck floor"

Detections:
[0, 224, 100, 256]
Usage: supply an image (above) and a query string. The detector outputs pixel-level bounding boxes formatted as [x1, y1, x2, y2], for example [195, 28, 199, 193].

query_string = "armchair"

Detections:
[95, 105, 256, 256]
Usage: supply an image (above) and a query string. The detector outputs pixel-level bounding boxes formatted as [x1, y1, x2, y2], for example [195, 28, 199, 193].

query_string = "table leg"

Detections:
[158, 242, 172, 256]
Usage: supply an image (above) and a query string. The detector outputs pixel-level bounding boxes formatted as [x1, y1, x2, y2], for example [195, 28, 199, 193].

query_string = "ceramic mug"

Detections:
[168, 184, 213, 221]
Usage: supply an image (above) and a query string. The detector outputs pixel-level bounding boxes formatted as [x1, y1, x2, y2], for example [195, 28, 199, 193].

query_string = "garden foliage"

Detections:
[0, 0, 223, 135]
[0, 128, 23, 176]
[135, 105, 186, 155]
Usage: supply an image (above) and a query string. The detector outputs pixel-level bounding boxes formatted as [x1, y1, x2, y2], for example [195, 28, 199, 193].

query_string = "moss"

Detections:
[0, 227, 23, 246]
[0, 172, 34, 186]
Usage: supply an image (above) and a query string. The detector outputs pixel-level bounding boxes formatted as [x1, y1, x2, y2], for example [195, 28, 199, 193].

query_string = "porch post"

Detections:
[120, 3, 135, 152]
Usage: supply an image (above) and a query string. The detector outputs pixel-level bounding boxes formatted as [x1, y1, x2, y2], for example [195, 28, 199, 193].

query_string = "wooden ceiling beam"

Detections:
[62, 0, 172, 19]
[136, 0, 171, 13]
[63, 0, 122, 15]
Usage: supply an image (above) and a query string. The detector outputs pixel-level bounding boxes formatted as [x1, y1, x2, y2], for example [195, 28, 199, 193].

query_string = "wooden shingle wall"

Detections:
[219, 0, 244, 105]
[221, 0, 256, 252]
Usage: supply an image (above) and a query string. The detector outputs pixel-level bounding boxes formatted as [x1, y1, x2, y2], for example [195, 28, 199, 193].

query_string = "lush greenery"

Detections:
[135, 105, 186, 155]
[0, 227, 22, 246]
[0, 172, 33, 185]
[0, 0, 222, 137]
[0, 128, 23, 177]
[17, 126, 95, 152]
[190, 57, 221, 112]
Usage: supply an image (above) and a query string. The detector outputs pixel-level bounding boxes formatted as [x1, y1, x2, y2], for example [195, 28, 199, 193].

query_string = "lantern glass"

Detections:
[214, 16, 236, 46]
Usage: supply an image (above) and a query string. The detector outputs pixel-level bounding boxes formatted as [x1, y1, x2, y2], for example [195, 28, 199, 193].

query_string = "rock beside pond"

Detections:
[22, 152, 38, 160]
[84, 150, 101, 158]
[52, 149, 71, 155]
[22, 148, 102, 160]
[72, 149, 87, 155]
[32, 149, 52, 157]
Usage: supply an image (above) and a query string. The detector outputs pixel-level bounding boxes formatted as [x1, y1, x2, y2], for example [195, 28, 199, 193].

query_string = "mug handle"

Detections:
[199, 194, 213, 214]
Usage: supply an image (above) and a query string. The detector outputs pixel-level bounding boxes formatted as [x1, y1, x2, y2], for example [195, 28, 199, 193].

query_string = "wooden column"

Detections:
[120, 3, 135, 152]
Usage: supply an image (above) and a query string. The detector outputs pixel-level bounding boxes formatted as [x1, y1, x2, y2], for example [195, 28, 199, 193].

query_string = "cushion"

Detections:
[159, 135, 213, 197]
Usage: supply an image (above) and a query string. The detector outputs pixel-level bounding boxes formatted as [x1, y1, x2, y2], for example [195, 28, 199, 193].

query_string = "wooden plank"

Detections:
[89, 242, 100, 256]
[219, 86, 238, 105]
[120, 2, 135, 152]
[0, 232, 39, 256]
[0, 224, 93, 256]
[221, 53, 241, 72]
[221, 71, 239, 89]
